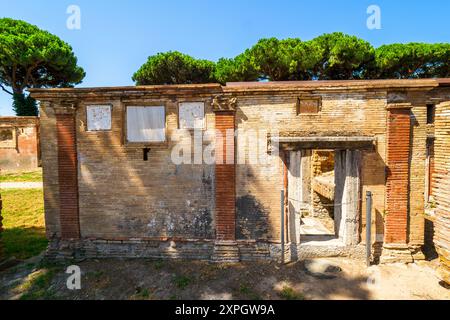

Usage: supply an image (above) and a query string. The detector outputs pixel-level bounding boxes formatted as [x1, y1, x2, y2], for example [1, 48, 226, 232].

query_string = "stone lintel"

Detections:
[386, 102, 413, 110]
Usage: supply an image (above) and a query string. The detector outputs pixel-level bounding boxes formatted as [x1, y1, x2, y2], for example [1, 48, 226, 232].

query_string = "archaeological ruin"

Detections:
[0, 116, 40, 172]
[29, 79, 450, 284]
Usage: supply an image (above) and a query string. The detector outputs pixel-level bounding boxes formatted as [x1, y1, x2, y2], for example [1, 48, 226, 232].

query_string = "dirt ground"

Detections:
[0, 256, 448, 300]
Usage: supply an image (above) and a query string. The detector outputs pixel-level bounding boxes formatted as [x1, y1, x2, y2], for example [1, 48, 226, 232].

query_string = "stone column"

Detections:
[211, 96, 239, 262]
[55, 104, 81, 240]
[334, 150, 361, 246]
[288, 151, 302, 246]
[381, 103, 413, 263]
[433, 102, 450, 284]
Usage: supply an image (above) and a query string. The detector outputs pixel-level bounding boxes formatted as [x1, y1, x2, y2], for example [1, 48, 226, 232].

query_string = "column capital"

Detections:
[53, 101, 78, 115]
[211, 95, 237, 113]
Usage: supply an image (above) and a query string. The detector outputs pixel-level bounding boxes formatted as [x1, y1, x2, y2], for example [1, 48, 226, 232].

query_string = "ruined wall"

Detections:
[235, 91, 388, 242]
[0, 117, 39, 172]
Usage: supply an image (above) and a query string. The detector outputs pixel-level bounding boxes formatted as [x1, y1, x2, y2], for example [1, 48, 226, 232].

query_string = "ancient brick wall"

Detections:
[73, 95, 217, 240]
[433, 102, 450, 283]
[0, 117, 39, 172]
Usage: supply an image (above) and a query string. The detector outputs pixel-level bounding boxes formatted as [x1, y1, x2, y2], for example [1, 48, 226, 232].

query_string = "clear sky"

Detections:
[1, 0, 449, 115]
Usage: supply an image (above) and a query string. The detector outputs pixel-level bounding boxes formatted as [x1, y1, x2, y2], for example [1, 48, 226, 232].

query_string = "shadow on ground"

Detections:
[0, 258, 373, 300]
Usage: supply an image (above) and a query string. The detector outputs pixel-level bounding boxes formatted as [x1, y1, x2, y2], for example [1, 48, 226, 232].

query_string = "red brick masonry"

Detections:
[56, 113, 80, 239]
[215, 112, 236, 241]
[385, 107, 411, 244]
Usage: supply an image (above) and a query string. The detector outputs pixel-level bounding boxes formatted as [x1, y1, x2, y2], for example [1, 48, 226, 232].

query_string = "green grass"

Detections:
[0, 170, 42, 182]
[18, 265, 61, 300]
[238, 283, 262, 300]
[173, 275, 192, 289]
[1, 189, 47, 260]
[278, 286, 305, 300]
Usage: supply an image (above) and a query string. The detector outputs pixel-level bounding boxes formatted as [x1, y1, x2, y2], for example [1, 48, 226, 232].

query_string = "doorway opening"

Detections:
[287, 149, 361, 245]
[302, 150, 336, 238]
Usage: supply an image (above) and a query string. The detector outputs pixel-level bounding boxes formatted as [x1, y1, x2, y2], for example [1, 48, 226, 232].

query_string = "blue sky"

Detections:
[1, 0, 450, 115]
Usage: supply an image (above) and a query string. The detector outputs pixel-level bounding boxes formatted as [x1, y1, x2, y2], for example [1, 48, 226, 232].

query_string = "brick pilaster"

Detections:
[215, 111, 236, 241]
[56, 112, 80, 239]
[385, 106, 412, 245]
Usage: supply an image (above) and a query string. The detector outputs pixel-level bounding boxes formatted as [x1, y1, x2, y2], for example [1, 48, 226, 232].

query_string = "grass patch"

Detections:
[238, 283, 262, 300]
[278, 286, 305, 300]
[0, 170, 42, 182]
[173, 275, 192, 289]
[1, 189, 47, 260]
[153, 260, 164, 270]
[131, 287, 152, 300]
[17, 267, 59, 300]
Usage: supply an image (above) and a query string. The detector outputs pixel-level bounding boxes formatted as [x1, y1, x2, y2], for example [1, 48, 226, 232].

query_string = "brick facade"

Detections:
[0, 117, 40, 172]
[29, 79, 450, 263]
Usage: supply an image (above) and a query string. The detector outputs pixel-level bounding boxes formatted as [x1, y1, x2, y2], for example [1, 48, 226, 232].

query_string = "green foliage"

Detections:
[132, 51, 216, 85]
[12, 93, 38, 116]
[133, 33, 449, 85]
[0, 18, 85, 115]
[245, 37, 323, 81]
[311, 32, 375, 80]
[374, 43, 450, 79]
[215, 51, 260, 84]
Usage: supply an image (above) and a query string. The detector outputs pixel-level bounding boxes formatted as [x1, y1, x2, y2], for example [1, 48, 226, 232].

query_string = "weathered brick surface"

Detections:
[0, 117, 39, 172]
[235, 92, 387, 242]
[75, 98, 216, 240]
[385, 107, 411, 244]
[56, 113, 80, 239]
[433, 102, 450, 283]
